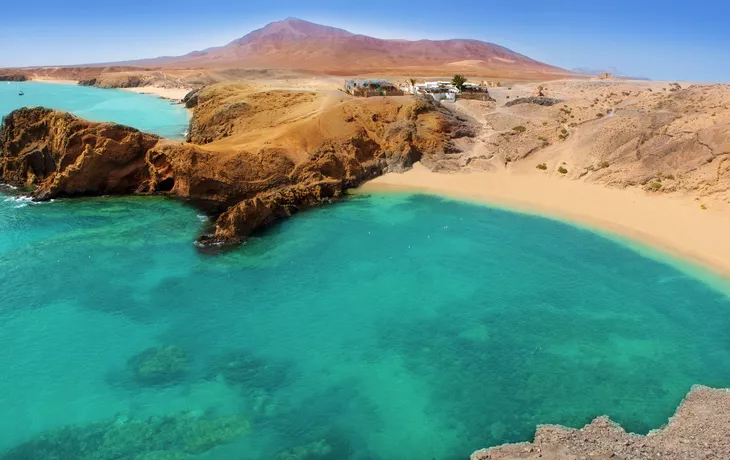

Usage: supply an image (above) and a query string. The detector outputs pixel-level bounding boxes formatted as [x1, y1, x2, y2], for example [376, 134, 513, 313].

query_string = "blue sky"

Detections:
[1, 0, 728, 82]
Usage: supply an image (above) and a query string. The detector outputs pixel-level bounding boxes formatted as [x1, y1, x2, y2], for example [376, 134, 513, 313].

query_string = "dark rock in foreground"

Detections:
[472, 385, 730, 460]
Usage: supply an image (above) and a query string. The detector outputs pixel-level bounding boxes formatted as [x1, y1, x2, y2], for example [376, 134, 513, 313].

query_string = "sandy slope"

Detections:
[119, 86, 191, 100]
[361, 163, 730, 279]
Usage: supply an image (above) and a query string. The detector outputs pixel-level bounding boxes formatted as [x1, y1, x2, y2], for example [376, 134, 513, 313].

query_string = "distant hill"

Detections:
[129, 18, 571, 78]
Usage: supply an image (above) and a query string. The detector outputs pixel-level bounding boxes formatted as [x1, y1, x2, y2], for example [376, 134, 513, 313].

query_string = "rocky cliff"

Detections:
[472, 385, 730, 460]
[0, 75, 27, 82]
[0, 91, 473, 245]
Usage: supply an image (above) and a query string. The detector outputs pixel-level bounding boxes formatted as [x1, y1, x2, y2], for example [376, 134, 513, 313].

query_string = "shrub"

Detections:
[538, 136, 548, 142]
[512, 125, 527, 133]
[536, 163, 548, 170]
[558, 166, 568, 174]
[700, 204, 707, 210]
[561, 128, 568, 135]
[650, 182, 662, 190]
[596, 113, 605, 118]
[599, 161, 610, 169]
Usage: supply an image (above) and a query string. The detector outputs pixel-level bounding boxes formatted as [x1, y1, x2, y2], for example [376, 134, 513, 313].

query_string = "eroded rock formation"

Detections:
[0, 108, 160, 199]
[472, 386, 730, 460]
[0, 92, 473, 246]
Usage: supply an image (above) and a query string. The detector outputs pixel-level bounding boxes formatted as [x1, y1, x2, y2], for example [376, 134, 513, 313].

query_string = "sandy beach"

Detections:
[360, 164, 730, 281]
[119, 86, 191, 101]
[30, 78, 79, 85]
[30, 78, 190, 101]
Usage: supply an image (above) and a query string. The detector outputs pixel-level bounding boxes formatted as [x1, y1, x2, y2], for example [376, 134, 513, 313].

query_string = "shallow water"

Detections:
[1, 191, 729, 459]
[0, 81, 190, 139]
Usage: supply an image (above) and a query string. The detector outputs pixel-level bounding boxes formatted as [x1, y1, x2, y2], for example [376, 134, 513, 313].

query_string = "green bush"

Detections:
[700, 204, 707, 210]
[558, 166, 568, 174]
[596, 113, 605, 118]
[650, 182, 662, 190]
[536, 163, 548, 170]
[512, 125, 527, 133]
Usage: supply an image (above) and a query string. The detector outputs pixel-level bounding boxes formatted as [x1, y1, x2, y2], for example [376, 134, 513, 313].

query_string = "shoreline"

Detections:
[29, 78, 190, 101]
[119, 86, 190, 101]
[359, 164, 730, 283]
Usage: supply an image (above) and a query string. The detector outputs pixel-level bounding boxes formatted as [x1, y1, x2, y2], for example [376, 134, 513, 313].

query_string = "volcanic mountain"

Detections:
[143, 18, 569, 78]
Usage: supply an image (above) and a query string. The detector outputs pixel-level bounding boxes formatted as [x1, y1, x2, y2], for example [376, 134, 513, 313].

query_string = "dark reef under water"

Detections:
[1, 191, 729, 459]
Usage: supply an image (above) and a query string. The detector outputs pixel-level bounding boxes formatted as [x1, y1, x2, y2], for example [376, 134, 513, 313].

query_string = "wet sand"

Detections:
[359, 164, 730, 281]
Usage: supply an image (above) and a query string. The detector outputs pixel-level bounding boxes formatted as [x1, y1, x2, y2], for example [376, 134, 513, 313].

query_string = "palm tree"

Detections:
[452, 74, 467, 91]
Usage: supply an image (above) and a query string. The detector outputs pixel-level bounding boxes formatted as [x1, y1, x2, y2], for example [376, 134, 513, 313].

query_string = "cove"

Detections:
[0, 82, 190, 140]
[0, 190, 729, 459]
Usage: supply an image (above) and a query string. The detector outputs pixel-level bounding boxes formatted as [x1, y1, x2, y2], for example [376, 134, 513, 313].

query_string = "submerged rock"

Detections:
[274, 439, 333, 460]
[209, 350, 291, 390]
[127, 345, 189, 386]
[2, 412, 250, 460]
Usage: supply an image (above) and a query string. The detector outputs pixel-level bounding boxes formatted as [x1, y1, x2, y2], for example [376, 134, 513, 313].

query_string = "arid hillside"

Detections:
[436, 79, 730, 201]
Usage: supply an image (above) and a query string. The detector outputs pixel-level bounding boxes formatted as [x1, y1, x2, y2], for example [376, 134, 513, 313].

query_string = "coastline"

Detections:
[359, 164, 730, 283]
[119, 86, 190, 101]
[29, 78, 78, 85]
[30, 78, 190, 101]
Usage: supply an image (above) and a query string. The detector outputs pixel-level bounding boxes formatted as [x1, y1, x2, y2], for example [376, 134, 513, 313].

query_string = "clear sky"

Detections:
[1, 0, 728, 82]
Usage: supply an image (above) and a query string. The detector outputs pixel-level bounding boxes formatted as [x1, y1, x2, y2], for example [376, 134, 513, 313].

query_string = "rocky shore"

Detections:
[0, 75, 27, 82]
[0, 91, 473, 246]
[472, 386, 730, 460]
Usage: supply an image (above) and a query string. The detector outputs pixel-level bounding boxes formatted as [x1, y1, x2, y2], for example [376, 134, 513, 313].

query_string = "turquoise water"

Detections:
[0, 82, 190, 139]
[1, 190, 729, 459]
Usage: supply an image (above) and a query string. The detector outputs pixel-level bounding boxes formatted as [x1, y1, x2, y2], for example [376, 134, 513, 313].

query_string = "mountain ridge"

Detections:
[126, 18, 570, 78]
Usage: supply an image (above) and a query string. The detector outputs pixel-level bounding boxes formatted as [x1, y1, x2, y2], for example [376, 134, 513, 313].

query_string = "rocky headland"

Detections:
[0, 87, 473, 246]
[0, 74, 27, 82]
[472, 386, 730, 460]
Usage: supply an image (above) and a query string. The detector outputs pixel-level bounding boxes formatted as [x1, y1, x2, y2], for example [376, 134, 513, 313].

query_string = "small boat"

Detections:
[17, 82, 24, 96]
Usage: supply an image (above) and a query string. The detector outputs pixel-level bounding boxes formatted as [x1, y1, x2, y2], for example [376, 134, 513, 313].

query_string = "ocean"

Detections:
[0, 84, 729, 459]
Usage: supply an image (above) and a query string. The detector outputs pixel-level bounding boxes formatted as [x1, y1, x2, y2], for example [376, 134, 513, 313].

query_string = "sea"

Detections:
[0, 83, 729, 459]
